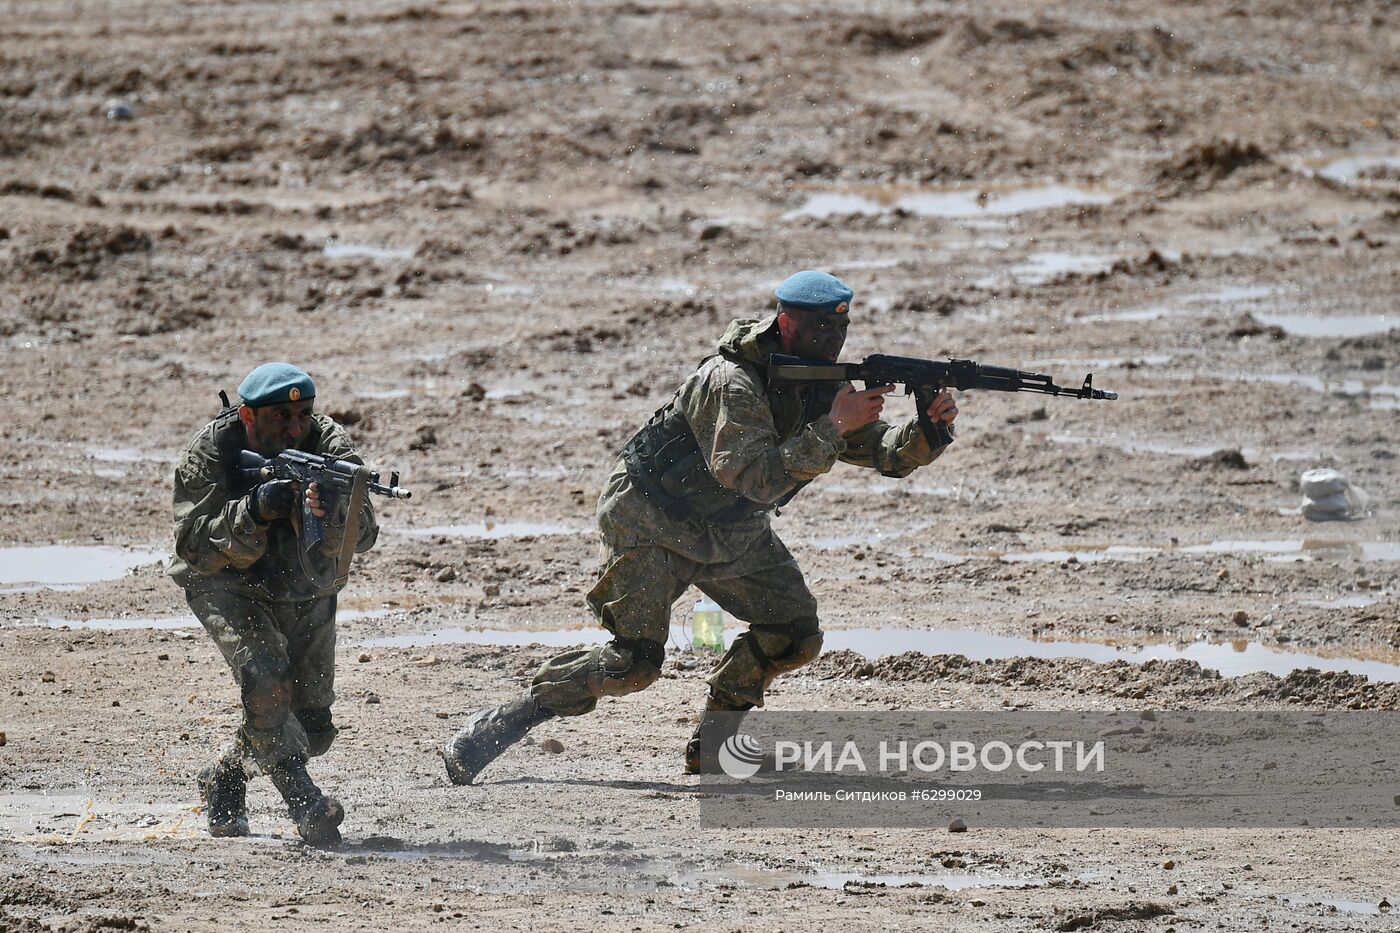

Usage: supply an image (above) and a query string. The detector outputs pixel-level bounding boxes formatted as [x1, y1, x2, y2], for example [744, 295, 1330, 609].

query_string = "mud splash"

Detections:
[0, 793, 198, 843]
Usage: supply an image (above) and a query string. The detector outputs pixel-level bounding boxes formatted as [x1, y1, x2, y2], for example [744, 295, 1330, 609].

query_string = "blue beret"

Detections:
[775, 270, 853, 315]
[238, 362, 316, 408]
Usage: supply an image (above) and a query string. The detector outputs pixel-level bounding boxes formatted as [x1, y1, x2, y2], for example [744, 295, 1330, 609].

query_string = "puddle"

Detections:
[976, 252, 1118, 287]
[994, 546, 1160, 563]
[354, 387, 414, 399]
[24, 607, 390, 631]
[785, 182, 1117, 221]
[981, 539, 1399, 564]
[1049, 433, 1316, 462]
[400, 522, 584, 539]
[1078, 306, 1173, 323]
[0, 793, 198, 842]
[355, 625, 1400, 681]
[810, 531, 914, 550]
[86, 446, 164, 463]
[833, 257, 905, 270]
[1184, 285, 1275, 304]
[1078, 286, 1272, 323]
[483, 282, 534, 297]
[0, 546, 166, 587]
[328, 837, 1067, 895]
[656, 278, 698, 297]
[323, 239, 416, 261]
[1307, 147, 1400, 186]
[1254, 312, 1396, 338]
[1027, 354, 1172, 369]
[806, 871, 1046, 891]
[1179, 540, 1400, 562]
[1049, 434, 1231, 459]
[1285, 895, 1394, 916]
[1249, 374, 1400, 400]
[35, 616, 198, 631]
[357, 626, 619, 650]
[11, 845, 185, 867]
[1301, 595, 1379, 609]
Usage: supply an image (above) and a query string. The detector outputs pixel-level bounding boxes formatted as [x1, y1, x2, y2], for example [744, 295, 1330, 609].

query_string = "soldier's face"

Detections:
[241, 401, 315, 454]
[780, 307, 848, 361]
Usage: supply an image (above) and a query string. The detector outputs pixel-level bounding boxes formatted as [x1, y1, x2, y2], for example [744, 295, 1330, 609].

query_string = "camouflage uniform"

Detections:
[170, 410, 378, 772]
[530, 315, 946, 716]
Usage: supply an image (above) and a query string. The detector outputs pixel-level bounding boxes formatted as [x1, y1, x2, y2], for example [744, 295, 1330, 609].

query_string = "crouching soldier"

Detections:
[170, 363, 378, 846]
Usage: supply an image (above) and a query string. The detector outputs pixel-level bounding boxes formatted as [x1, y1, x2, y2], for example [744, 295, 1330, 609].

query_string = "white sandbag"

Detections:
[1300, 468, 1348, 499]
[1299, 472, 1371, 522]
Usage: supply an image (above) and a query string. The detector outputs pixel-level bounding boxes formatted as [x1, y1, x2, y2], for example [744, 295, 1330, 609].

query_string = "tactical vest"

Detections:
[621, 352, 836, 524]
[207, 405, 335, 596]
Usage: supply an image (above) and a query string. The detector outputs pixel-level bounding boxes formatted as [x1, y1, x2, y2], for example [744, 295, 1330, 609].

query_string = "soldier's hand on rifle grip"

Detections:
[251, 480, 299, 524]
[305, 482, 329, 519]
[829, 383, 896, 435]
[926, 388, 958, 425]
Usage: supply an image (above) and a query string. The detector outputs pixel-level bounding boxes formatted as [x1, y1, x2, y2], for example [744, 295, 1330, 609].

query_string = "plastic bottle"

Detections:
[691, 595, 725, 651]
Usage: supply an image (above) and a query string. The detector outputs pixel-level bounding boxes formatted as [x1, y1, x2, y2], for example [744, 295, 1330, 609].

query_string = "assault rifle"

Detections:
[238, 449, 411, 591]
[768, 353, 1118, 448]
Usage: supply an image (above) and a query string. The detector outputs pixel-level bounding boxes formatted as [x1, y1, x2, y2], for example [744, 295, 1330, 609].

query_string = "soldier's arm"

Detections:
[172, 446, 267, 574]
[837, 415, 946, 478]
[690, 362, 846, 504]
[315, 417, 379, 554]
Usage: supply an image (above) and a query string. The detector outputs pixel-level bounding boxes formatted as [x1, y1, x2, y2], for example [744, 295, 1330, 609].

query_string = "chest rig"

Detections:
[621, 350, 837, 524]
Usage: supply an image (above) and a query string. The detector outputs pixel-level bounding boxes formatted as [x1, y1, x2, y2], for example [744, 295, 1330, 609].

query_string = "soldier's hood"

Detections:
[716, 315, 781, 366]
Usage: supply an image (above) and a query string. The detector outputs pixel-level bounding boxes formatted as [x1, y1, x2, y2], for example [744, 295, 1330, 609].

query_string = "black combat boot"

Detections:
[267, 755, 344, 848]
[684, 692, 756, 775]
[196, 751, 250, 838]
[443, 693, 554, 786]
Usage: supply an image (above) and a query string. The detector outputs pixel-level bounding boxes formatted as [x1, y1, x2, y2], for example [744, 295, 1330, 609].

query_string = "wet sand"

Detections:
[2, 0, 1399, 928]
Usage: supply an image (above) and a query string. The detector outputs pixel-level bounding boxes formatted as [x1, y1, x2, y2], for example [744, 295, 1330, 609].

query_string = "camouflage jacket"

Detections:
[168, 410, 378, 601]
[598, 315, 946, 564]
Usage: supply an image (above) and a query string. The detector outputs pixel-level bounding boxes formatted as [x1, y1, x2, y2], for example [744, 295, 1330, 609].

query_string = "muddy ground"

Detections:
[2, 0, 1399, 929]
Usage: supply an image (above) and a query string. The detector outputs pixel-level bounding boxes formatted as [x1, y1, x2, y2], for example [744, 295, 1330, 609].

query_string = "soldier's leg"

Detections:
[697, 534, 823, 709]
[270, 597, 345, 846]
[684, 534, 822, 773]
[189, 590, 341, 846]
[445, 546, 690, 785]
[529, 546, 689, 716]
[187, 588, 297, 838]
[187, 589, 310, 773]
[283, 596, 339, 758]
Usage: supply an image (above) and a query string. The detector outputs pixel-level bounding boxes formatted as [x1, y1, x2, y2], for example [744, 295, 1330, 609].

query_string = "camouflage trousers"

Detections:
[530, 528, 822, 716]
[186, 587, 338, 772]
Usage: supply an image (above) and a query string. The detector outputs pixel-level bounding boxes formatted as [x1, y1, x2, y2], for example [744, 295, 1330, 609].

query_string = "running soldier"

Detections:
[443, 271, 957, 782]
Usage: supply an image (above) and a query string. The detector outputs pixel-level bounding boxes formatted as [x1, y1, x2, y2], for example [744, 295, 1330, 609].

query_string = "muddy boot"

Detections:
[684, 693, 755, 775]
[196, 751, 250, 838]
[443, 693, 554, 786]
[267, 755, 344, 848]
